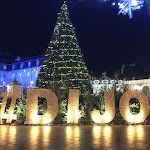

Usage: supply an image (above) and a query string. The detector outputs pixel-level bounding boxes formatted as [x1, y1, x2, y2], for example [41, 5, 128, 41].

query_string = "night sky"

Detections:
[0, 0, 150, 77]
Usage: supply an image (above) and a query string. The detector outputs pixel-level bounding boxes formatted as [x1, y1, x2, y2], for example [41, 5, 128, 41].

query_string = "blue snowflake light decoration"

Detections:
[117, 0, 144, 18]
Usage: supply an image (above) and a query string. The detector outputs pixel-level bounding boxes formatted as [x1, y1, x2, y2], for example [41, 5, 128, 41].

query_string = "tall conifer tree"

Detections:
[36, 2, 91, 96]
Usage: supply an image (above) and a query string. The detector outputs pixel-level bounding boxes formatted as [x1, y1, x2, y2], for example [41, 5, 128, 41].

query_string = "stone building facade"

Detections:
[0, 53, 44, 92]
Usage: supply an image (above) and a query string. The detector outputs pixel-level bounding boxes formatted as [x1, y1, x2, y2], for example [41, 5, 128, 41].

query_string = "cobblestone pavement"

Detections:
[0, 125, 150, 150]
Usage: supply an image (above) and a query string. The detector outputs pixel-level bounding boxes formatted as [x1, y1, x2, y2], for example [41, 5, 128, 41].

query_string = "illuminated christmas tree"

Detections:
[36, 2, 91, 96]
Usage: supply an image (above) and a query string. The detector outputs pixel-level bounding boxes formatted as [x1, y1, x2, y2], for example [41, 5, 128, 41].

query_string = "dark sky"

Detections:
[0, 0, 150, 77]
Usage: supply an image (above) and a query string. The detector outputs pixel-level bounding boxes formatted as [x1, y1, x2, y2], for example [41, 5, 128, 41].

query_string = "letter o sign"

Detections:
[119, 90, 149, 123]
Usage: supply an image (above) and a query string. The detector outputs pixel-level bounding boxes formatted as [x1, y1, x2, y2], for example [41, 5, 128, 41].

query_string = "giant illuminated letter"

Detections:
[119, 90, 149, 123]
[90, 90, 115, 123]
[0, 90, 21, 123]
[25, 89, 58, 124]
[67, 89, 79, 124]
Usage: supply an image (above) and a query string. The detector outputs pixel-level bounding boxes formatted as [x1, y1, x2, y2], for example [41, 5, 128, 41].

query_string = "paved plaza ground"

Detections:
[0, 125, 150, 150]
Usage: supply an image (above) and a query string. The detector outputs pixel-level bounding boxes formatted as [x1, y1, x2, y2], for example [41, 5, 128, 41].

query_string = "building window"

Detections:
[12, 74, 14, 78]
[3, 65, 7, 70]
[20, 63, 23, 69]
[12, 65, 15, 70]
[28, 62, 31, 67]
[36, 71, 38, 77]
[19, 73, 22, 78]
[36, 60, 39, 66]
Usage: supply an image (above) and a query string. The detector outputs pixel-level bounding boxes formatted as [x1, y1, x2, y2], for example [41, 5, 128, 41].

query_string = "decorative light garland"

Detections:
[112, 0, 144, 18]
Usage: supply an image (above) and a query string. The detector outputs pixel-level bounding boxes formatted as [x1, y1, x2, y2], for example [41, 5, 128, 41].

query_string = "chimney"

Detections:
[121, 64, 125, 74]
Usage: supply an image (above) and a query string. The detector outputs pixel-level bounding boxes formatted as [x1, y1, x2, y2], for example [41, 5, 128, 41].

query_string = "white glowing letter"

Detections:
[90, 90, 115, 124]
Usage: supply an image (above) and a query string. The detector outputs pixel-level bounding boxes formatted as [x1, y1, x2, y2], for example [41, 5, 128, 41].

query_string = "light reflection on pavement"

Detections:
[0, 125, 150, 150]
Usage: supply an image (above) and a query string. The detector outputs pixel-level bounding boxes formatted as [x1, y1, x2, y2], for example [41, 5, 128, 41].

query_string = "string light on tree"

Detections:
[36, 1, 91, 96]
